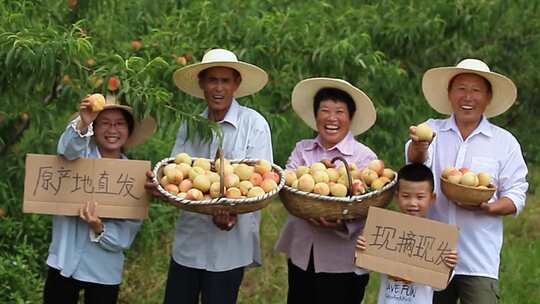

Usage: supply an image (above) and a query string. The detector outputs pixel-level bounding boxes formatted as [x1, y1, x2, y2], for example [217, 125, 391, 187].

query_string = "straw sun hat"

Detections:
[173, 49, 268, 99]
[422, 59, 517, 118]
[291, 78, 376, 136]
[71, 94, 156, 149]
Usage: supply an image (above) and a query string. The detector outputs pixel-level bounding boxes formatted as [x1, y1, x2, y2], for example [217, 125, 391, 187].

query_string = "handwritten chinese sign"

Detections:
[355, 207, 458, 289]
[23, 154, 150, 219]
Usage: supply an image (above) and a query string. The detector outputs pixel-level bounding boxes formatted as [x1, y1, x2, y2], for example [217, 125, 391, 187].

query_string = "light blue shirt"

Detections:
[171, 100, 273, 271]
[46, 118, 142, 285]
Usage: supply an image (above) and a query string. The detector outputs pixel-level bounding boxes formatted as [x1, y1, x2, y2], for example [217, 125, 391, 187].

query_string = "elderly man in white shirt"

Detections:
[146, 49, 272, 304]
[406, 59, 528, 304]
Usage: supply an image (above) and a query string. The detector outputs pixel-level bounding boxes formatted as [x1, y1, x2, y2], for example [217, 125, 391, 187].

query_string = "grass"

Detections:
[119, 169, 540, 304]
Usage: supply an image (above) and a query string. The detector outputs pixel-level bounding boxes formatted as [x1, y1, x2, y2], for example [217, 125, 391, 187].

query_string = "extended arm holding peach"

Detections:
[407, 126, 435, 164]
[77, 95, 100, 132]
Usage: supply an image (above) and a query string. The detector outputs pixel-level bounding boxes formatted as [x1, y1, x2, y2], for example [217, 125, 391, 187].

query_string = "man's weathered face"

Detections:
[448, 73, 492, 125]
[198, 67, 241, 114]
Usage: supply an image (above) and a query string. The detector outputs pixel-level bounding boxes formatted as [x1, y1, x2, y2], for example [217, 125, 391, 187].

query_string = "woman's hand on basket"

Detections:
[308, 217, 346, 232]
[145, 170, 165, 200]
[212, 210, 237, 231]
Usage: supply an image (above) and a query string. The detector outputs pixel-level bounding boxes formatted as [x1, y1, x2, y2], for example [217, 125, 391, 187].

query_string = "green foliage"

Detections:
[1, 0, 539, 302]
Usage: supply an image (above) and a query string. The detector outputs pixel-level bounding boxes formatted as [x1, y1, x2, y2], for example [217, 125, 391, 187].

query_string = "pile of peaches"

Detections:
[441, 167, 493, 188]
[284, 159, 396, 197]
[158, 153, 280, 201]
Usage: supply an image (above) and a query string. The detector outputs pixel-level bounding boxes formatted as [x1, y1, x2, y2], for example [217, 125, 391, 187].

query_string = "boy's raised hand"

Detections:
[356, 235, 367, 251]
[442, 249, 458, 268]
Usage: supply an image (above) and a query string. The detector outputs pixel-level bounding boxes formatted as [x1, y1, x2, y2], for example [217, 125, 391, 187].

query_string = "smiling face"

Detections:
[315, 99, 351, 148]
[93, 109, 130, 158]
[448, 73, 492, 126]
[395, 179, 435, 217]
[198, 67, 241, 121]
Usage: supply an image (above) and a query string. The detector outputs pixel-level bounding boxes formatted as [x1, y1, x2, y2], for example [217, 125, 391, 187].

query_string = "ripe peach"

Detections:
[263, 171, 280, 184]
[225, 187, 242, 198]
[312, 170, 329, 184]
[239, 180, 254, 196]
[460, 172, 479, 187]
[459, 167, 470, 175]
[131, 39, 142, 50]
[337, 174, 350, 187]
[367, 160, 385, 176]
[351, 170, 363, 180]
[441, 167, 455, 179]
[207, 171, 220, 184]
[164, 184, 179, 195]
[193, 174, 211, 193]
[446, 169, 463, 184]
[176, 55, 187, 66]
[382, 168, 395, 180]
[177, 163, 192, 177]
[360, 168, 378, 186]
[224, 173, 240, 188]
[477, 172, 491, 187]
[313, 182, 330, 196]
[295, 166, 310, 178]
[178, 179, 193, 192]
[297, 174, 315, 192]
[193, 158, 211, 171]
[87, 93, 105, 112]
[159, 175, 169, 188]
[215, 158, 231, 172]
[255, 159, 272, 175]
[351, 179, 366, 195]
[249, 172, 263, 186]
[415, 123, 433, 141]
[284, 170, 298, 186]
[235, 163, 254, 181]
[261, 179, 278, 193]
[310, 162, 326, 173]
[163, 163, 178, 177]
[107, 76, 120, 91]
[371, 178, 387, 190]
[330, 183, 348, 197]
[291, 180, 299, 189]
[188, 167, 206, 181]
[177, 192, 187, 199]
[209, 182, 223, 198]
[166, 168, 183, 184]
[247, 186, 266, 198]
[89, 75, 103, 88]
[337, 165, 348, 177]
[85, 58, 96, 67]
[174, 153, 192, 165]
[186, 188, 204, 201]
[327, 168, 340, 182]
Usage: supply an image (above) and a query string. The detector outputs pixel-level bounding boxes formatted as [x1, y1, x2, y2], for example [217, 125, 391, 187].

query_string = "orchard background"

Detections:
[1, 0, 539, 303]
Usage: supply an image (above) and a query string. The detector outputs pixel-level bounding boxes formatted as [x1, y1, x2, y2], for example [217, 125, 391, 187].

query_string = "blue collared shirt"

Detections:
[46, 118, 142, 285]
[170, 100, 273, 271]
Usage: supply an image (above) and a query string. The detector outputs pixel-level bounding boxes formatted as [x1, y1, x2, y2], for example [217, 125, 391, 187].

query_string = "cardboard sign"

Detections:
[355, 207, 458, 289]
[23, 154, 150, 219]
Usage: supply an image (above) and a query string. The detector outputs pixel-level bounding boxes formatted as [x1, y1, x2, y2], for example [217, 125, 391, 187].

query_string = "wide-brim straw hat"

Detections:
[291, 78, 376, 136]
[173, 49, 268, 99]
[422, 59, 517, 118]
[70, 94, 156, 149]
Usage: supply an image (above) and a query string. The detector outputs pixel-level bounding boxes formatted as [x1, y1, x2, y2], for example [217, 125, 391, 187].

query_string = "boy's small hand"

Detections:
[442, 249, 458, 268]
[356, 235, 367, 251]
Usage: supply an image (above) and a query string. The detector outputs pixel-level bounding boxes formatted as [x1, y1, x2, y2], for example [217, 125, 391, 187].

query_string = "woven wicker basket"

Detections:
[440, 177, 496, 205]
[279, 157, 398, 220]
[152, 150, 285, 215]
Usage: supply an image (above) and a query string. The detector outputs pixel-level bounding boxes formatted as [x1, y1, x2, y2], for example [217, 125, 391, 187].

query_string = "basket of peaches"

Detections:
[440, 167, 496, 205]
[152, 149, 285, 214]
[279, 157, 398, 220]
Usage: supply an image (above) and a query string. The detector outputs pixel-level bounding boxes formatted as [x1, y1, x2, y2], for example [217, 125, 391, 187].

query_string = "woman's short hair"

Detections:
[313, 88, 356, 119]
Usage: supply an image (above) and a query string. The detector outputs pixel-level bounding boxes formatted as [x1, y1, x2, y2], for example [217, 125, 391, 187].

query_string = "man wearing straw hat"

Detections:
[407, 59, 528, 303]
[146, 49, 273, 304]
